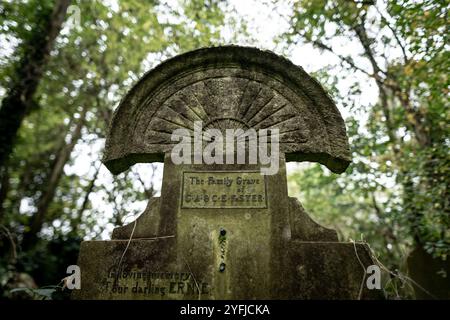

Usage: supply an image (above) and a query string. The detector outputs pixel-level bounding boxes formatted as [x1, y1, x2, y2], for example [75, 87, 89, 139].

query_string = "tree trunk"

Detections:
[70, 162, 101, 236]
[0, 0, 71, 170]
[0, 167, 10, 224]
[22, 105, 86, 249]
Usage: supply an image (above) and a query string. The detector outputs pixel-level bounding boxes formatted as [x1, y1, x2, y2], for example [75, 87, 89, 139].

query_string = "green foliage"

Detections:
[0, 0, 244, 298]
[284, 0, 449, 297]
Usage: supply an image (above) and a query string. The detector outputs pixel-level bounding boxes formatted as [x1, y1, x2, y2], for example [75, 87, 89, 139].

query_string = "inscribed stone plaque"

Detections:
[181, 171, 267, 209]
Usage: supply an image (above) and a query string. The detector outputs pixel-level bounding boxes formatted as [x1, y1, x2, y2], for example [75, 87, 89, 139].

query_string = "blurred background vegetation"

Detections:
[0, 0, 448, 299]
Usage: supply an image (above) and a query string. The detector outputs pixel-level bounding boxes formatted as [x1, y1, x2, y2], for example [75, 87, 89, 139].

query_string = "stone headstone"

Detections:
[73, 46, 381, 299]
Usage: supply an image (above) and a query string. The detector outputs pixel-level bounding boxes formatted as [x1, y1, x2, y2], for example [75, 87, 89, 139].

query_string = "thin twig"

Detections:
[351, 239, 367, 300]
[181, 254, 202, 301]
[364, 242, 437, 299]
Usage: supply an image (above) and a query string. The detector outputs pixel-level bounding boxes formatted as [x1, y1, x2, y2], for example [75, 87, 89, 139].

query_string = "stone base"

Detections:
[285, 241, 383, 299]
[72, 239, 383, 300]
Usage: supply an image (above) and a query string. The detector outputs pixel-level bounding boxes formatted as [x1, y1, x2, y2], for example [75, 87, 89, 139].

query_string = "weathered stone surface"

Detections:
[113, 193, 338, 243]
[103, 46, 351, 174]
[112, 197, 160, 240]
[76, 155, 380, 299]
[288, 197, 338, 242]
[285, 242, 383, 299]
[72, 238, 179, 300]
[74, 46, 383, 300]
[73, 239, 381, 300]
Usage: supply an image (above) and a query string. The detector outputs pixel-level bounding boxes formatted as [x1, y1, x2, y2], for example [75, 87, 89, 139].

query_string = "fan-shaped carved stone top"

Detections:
[103, 46, 351, 174]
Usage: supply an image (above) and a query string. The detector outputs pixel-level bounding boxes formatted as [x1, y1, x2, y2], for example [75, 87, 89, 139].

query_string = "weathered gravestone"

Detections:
[73, 46, 382, 299]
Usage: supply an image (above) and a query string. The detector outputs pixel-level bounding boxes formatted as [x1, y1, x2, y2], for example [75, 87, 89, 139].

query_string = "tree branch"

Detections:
[374, 5, 409, 64]
[310, 39, 375, 78]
